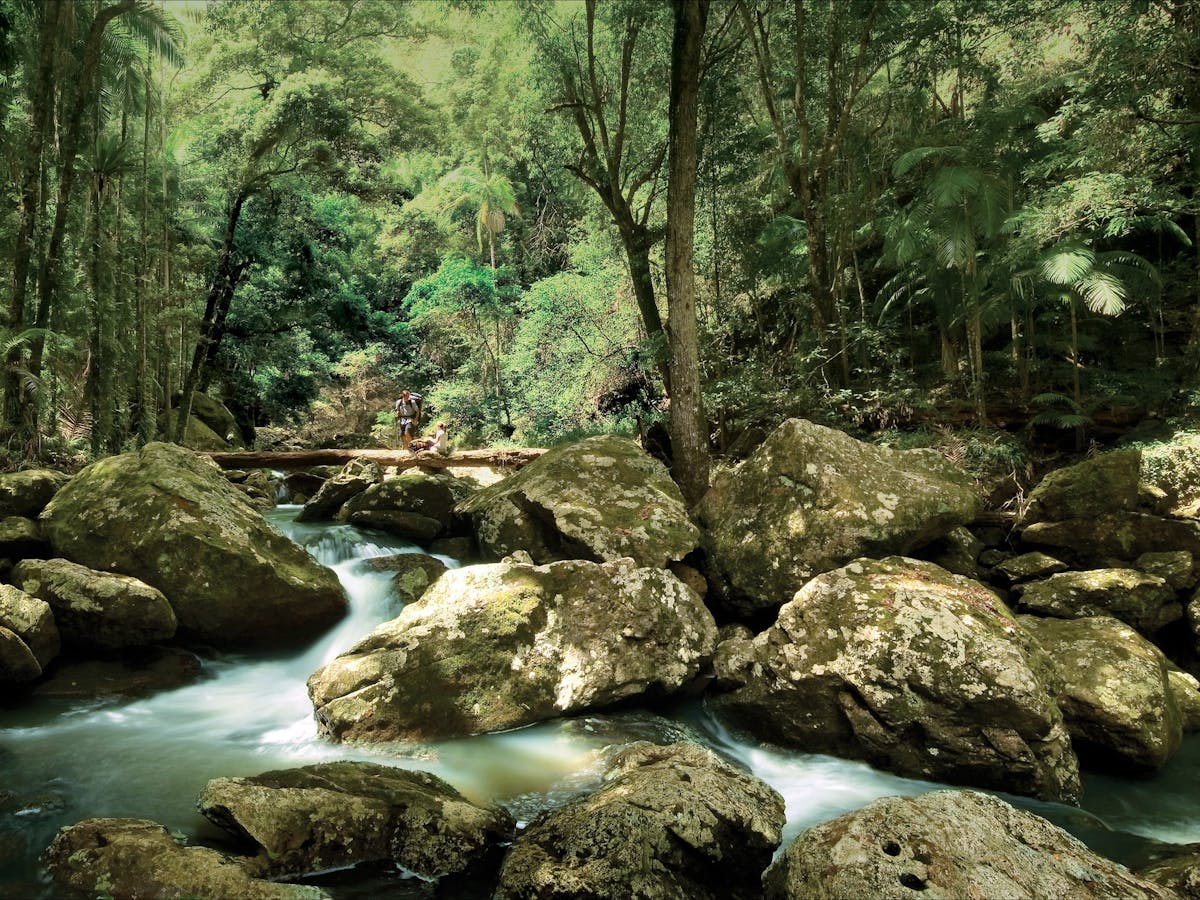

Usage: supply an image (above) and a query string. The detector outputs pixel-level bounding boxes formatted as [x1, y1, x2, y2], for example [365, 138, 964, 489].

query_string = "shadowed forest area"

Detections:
[0, 0, 1198, 503]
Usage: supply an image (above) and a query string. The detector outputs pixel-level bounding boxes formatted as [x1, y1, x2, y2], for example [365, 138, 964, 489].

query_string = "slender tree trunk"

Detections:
[173, 190, 247, 442]
[27, 0, 137, 422]
[665, 0, 709, 506]
[135, 49, 153, 446]
[4, 3, 64, 427]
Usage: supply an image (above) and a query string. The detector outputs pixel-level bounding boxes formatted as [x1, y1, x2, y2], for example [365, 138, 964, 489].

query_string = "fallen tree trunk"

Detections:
[202, 448, 546, 471]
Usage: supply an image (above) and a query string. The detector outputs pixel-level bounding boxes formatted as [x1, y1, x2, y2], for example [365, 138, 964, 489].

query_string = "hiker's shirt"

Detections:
[395, 400, 420, 421]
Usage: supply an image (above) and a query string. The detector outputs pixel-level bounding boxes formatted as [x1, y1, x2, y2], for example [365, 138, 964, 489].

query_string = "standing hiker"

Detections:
[393, 389, 422, 449]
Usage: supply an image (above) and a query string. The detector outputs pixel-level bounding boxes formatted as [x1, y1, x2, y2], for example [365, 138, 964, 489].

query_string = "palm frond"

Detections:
[893, 145, 964, 179]
[1077, 271, 1127, 316]
[1039, 244, 1095, 286]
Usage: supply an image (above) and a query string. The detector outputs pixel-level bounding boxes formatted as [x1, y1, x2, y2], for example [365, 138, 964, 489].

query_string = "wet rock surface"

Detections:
[199, 761, 513, 880]
[764, 790, 1172, 899]
[710, 557, 1080, 802]
[309, 556, 718, 742]
[362, 552, 448, 604]
[495, 742, 785, 900]
[296, 458, 383, 522]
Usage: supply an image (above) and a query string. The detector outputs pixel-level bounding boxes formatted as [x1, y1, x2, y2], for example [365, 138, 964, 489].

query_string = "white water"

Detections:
[2, 508, 1198, 895]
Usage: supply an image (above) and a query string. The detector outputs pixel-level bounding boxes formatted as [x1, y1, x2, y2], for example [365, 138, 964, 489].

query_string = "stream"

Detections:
[2, 506, 1199, 896]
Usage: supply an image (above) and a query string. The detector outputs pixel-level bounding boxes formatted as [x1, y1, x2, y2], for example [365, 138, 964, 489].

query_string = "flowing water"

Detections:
[2, 508, 1198, 896]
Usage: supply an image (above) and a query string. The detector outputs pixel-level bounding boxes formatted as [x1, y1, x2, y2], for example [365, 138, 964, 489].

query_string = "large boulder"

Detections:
[710, 557, 1080, 802]
[457, 435, 699, 568]
[185, 393, 244, 447]
[1021, 513, 1200, 566]
[295, 458, 382, 522]
[43, 818, 322, 900]
[198, 762, 513, 880]
[1019, 615, 1188, 769]
[993, 551, 1068, 586]
[1169, 667, 1200, 732]
[763, 790, 1171, 899]
[695, 419, 981, 615]
[39, 443, 346, 645]
[309, 556, 718, 742]
[0, 583, 58, 669]
[495, 742, 784, 900]
[32, 647, 202, 699]
[159, 412, 231, 451]
[1022, 451, 1141, 525]
[12, 558, 176, 650]
[1015, 569, 1181, 634]
[0, 469, 67, 518]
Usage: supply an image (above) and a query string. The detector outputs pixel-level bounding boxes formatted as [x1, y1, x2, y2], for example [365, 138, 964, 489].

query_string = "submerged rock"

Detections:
[43, 818, 323, 900]
[710, 557, 1080, 802]
[198, 761, 513, 880]
[495, 742, 784, 900]
[309, 557, 718, 742]
[0, 469, 67, 518]
[0, 583, 58, 669]
[457, 435, 699, 567]
[1015, 569, 1181, 634]
[39, 443, 346, 646]
[695, 419, 981, 615]
[12, 558, 176, 650]
[363, 552, 447, 604]
[1020, 615, 1187, 769]
[32, 647, 202, 699]
[763, 790, 1171, 899]
[296, 458, 382, 522]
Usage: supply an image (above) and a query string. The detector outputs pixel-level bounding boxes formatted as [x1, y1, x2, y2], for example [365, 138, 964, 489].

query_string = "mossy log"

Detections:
[201, 448, 545, 471]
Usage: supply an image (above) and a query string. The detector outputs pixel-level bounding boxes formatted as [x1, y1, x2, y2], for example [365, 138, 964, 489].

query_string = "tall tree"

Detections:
[665, 0, 709, 505]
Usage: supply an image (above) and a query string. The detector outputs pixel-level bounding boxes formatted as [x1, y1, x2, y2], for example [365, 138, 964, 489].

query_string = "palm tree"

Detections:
[437, 164, 520, 273]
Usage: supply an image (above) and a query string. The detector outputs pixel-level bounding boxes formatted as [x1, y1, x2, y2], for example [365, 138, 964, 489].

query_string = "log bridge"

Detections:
[201, 447, 546, 472]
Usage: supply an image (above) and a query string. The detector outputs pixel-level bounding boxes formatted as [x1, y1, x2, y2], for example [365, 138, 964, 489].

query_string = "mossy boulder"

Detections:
[695, 419, 981, 615]
[1015, 569, 1181, 634]
[39, 443, 346, 645]
[0, 469, 67, 518]
[363, 552, 448, 604]
[0, 583, 58, 669]
[343, 472, 463, 542]
[159, 412, 230, 451]
[296, 458, 382, 522]
[43, 818, 323, 900]
[457, 435, 699, 567]
[763, 790, 1172, 900]
[710, 557, 1079, 802]
[309, 556, 718, 742]
[1022, 451, 1141, 525]
[199, 762, 513, 880]
[0, 626, 41, 683]
[1019, 615, 1188, 769]
[1168, 667, 1200, 732]
[185, 393, 244, 447]
[1021, 512, 1200, 566]
[12, 558, 176, 650]
[494, 742, 784, 900]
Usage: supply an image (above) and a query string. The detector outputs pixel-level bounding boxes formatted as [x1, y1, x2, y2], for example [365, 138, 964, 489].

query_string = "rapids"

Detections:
[1, 507, 1197, 896]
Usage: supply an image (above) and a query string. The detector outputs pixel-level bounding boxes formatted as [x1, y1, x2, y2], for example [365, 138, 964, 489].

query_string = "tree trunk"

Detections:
[4, 3, 64, 427]
[173, 189, 248, 442]
[665, 0, 710, 507]
[27, 0, 137, 423]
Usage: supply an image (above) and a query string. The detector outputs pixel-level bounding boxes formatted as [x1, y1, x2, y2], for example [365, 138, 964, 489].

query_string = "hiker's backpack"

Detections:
[395, 392, 423, 419]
